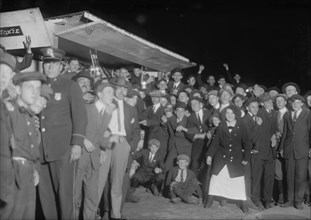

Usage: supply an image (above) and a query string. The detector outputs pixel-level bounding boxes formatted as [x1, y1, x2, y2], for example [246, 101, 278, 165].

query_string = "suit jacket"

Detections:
[40, 76, 87, 162]
[185, 109, 211, 141]
[165, 166, 197, 187]
[280, 108, 311, 160]
[167, 81, 185, 93]
[80, 103, 112, 171]
[256, 107, 278, 159]
[123, 101, 141, 152]
[241, 113, 262, 151]
[167, 116, 192, 154]
[207, 120, 251, 178]
[133, 149, 165, 173]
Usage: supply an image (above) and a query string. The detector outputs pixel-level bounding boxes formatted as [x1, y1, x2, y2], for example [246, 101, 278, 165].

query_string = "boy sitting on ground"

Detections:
[131, 139, 165, 196]
[166, 154, 203, 205]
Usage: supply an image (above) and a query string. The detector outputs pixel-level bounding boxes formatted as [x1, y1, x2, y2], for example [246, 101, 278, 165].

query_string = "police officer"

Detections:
[8, 71, 46, 219]
[38, 47, 87, 220]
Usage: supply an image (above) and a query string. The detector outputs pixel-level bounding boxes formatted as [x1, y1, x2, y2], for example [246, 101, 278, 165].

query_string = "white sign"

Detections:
[0, 8, 52, 50]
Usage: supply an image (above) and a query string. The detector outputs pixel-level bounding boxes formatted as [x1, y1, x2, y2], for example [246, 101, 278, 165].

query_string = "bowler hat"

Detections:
[0, 51, 16, 70]
[268, 86, 281, 94]
[304, 90, 311, 99]
[235, 83, 248, 91]
[41, 47, 65, 62]
[72, 70, 94, 86]
[259, 93, 273, 103]
[289, 94, 305, 103]
[13, 71, 47, 85]
[177, 154, 190, 162]
[282, 82, 301, 94]
[148, 139, 160, 148]
[109, 77, 130, 88]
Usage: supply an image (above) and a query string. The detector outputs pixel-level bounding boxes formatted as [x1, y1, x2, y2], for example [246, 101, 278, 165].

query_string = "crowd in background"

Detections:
[0, 37, 311, 220]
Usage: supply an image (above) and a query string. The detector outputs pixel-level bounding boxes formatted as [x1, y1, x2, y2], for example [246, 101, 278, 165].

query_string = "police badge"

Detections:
[54, 92, 62, 101]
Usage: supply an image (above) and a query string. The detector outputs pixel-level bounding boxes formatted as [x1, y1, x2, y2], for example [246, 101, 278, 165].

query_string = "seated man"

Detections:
[131, 139, 165, 196]
[166, 154, 202, 205]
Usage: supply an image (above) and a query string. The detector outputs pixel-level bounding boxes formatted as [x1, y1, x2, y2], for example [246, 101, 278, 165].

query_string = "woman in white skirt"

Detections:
[205, 105, 251, 212]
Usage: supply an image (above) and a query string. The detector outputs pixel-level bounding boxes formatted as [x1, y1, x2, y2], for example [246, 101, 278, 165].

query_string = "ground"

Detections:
[122, 187, 311, 220]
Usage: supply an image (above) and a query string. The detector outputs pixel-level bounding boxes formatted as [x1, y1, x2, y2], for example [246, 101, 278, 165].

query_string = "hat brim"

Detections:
[43, 57, 62, 62]
[110, 81, 129, 88]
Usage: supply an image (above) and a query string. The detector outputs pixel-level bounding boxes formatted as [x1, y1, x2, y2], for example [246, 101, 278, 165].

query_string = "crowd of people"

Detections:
[0, 39, 311, 220]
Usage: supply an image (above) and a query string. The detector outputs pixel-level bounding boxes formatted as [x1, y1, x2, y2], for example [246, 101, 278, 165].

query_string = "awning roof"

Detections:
[49, 11, 196, 72]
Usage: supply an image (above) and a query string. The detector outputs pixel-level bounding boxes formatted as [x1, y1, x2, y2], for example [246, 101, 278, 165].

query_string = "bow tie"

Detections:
[228, 126, 234, 129]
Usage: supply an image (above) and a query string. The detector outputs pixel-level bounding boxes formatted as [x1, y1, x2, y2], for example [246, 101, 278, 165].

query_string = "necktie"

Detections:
[293, 111, 297, 122]
[180, 169, 184, 182]
[149, 153, 153, 162]
[117, 106, 121, 132]
[153, 106, 156, 113]
[277, 111, 282, 123]
[196, 113, 201, 124]
[253, 115, 256, 122]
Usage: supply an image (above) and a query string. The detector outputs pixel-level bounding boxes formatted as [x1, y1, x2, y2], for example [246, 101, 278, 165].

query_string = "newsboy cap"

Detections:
[148, 139, 161, 148]
[206, 90, 219, 97]
[274, 93, 288, 101]
[110, 77, 131, 88]
[282, 82, 301, 94]
[175, 101, 187, 110]
[259, 93, 273, 103]
[13, 71, 47, 85]
[289, 94, 305, 103]
[149, 90, 163, 98]
[41, 47, 65, 62]
[177, 154, 190, 162]
[170, 67, 184, 76]
[72, 70, 94, 86]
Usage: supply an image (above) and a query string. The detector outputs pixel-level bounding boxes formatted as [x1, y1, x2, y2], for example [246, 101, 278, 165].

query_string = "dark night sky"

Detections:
[1, 0, 311, 92]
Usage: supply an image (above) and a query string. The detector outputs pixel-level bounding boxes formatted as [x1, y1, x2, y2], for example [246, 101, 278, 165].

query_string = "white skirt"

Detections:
[208, 165, 246, 200]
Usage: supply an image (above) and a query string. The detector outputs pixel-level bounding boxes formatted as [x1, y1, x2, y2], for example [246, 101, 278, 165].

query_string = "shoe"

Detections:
[264, 201, 273, 209]
[220, 199, 227, 207]
[254, 201, 265, 211]
[171, 197, 181, 204]
[294, 202, 303, 210]
[198, 198, 203, 206]
[240, 201, 249, 213]
[277, 194, 284, 205]
[281, 201, 293, 208]
[245, 198, 259, 210]
[183, 195, 199, 204]
[204, 196, 214, 208]
[150, 184, 160, 196]
[126, 194, 140, 203]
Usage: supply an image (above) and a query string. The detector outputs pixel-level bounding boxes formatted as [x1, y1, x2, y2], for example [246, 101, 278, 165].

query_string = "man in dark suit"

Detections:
[164, 102, 192, 171]
[38, 48, 87, 220]
[167, 68, 185, 93]
[108, 77, 140, 220]
[131, 139, 165, 196]
[280, 94, 311, 210]
[251, 93, 278, 209]
[183, 96, 212, 176]
[140, 90, 168, 160]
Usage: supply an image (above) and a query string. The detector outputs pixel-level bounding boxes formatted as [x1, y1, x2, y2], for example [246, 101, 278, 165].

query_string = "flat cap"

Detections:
[268, 86, 281, 93]
[0, 51, 16, 70]
[190, 96, 203, 103]
[13, 71, 47, 85]
[41, 47, 65, 62]
[175, 101, 187, 110]
[289, 94, 305, 102]
[72, 70, 94, 86]
[171, 67, 184, 76]
[110, 77, 131, 88]
[219, 88, 234, 97]
[235, 83, 248, 91]
[164, 104, 174, 113]
[148, 139, 160, 148]
[244, 97, 259, 106]
[126, 89, 140, 98]
[282, 82, 301, 94]
[189, 89, 204, 99]
[274, 93, 288, 101]
[206, 90, 219, 97]
[149, 89, 162, 97]
[259, 93, 273, 103]
[177, 154, 190, 162]
[232, 93, 247, 102]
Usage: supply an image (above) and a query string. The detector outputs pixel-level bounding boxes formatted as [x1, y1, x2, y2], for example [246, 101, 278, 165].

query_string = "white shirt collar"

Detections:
[95, 100, 105, 113]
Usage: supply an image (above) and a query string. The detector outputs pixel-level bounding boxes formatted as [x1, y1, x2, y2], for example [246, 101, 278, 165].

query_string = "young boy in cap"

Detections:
[7, 71, 46, 219]
[280, 94, 311, 210]
[131, 139, 165, 196]
[166, 154, 202, 204]
[167, 68, 185, 93]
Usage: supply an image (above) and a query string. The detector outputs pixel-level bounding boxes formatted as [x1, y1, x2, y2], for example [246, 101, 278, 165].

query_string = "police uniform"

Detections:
[38, 48, 87, 220]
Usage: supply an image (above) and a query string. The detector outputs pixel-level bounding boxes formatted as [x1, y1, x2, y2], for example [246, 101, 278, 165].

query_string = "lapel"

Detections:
[222, 122, 231, 138]
[123, 101, 130, 134]
[294, 108, 307, 125]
